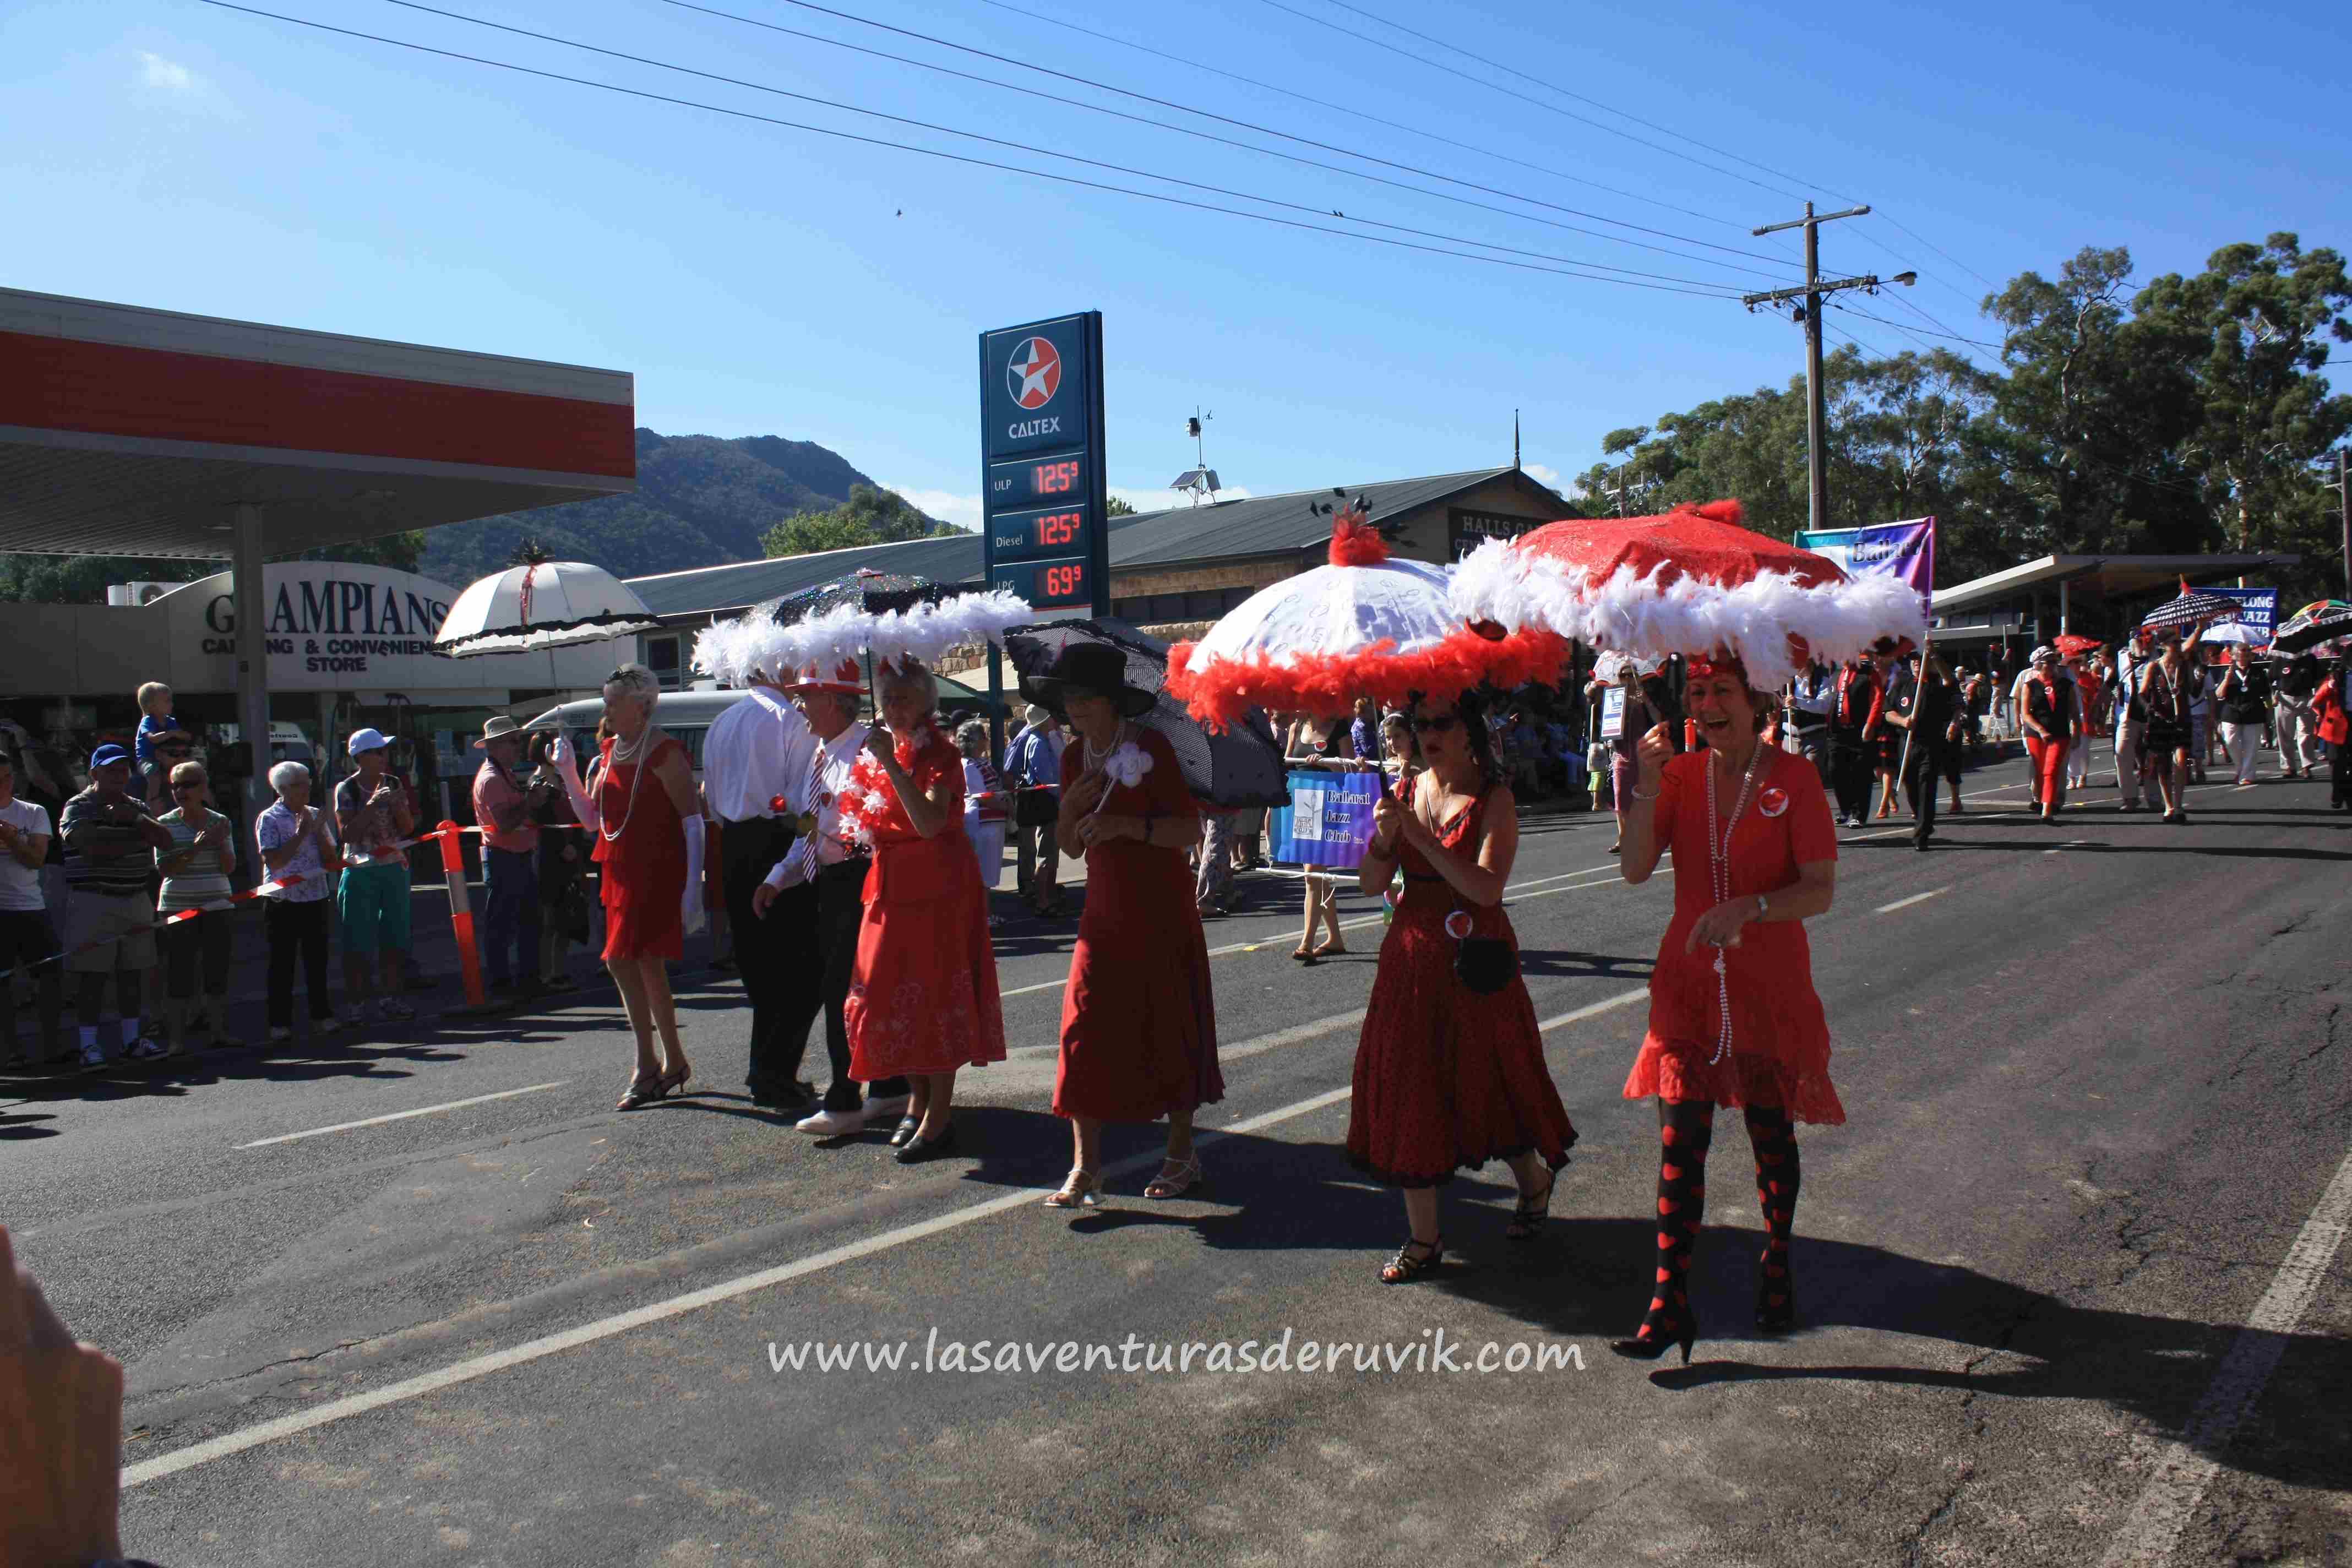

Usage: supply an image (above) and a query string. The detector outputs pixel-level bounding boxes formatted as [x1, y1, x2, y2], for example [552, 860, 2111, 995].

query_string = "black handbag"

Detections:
[1014, 788, 1059, 829]
[1449, 899, 1519, 995]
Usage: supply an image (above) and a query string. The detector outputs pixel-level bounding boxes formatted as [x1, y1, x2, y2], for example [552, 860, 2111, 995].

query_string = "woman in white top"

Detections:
[254, 760, 343, 1043]
[155, 760, 238, 1054]
[956, 719, 1011, 919]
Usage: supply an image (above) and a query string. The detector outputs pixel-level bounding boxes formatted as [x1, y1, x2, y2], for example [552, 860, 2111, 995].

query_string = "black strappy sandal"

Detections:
[617, 1071, 667, 1111]
[1379, 1235, 1443, 1284]
[1505, 1172, 1557, 1241]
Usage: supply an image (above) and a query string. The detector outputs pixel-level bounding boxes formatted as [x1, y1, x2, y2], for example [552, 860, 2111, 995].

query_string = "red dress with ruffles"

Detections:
[1623, 747, 1844, 1123]
[1054, 727, 1221, 1122]
[591, 734, 688, 961]
[1346, 789, 1577, 1186]
[840, 729, 1007, 1080]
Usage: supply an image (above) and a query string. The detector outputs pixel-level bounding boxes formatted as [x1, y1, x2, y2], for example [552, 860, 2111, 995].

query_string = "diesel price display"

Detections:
[986, 502, 1093, 564]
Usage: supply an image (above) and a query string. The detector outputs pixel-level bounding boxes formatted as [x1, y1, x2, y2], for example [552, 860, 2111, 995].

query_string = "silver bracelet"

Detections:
[1629, 784, 1661, 801]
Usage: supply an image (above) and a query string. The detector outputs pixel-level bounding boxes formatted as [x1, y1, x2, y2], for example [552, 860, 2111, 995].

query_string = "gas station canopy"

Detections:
[1932, 552, 2299, 618]
[0, 286, 634, 558]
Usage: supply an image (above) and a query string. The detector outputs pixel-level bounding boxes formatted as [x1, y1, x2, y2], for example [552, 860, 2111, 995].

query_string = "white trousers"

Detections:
[2220, 722, 2263, 785]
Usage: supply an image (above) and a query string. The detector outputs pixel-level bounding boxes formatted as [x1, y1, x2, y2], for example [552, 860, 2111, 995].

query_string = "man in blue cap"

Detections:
[59, 743, 176, 1071]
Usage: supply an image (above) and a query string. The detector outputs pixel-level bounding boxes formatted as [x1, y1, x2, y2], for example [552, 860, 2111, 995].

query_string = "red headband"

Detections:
[1685, 653, 1750, 684]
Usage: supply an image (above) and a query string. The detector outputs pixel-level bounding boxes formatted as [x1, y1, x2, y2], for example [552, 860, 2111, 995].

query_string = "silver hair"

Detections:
[602, 663, 662, 709]
[876, 660, 939, 712]
[954, 718, 990, 756]
[268, 759, 311, 796]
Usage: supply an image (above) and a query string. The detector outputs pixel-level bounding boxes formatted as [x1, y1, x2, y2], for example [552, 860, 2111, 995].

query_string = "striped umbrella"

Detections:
[2138, 579, 2240, 632]
[2274, 599, 2352, 655]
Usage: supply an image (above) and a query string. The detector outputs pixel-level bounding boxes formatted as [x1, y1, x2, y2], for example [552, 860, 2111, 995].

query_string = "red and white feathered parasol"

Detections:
[1166, 507, 1567, 728]
[1449, 499, 1924, 685]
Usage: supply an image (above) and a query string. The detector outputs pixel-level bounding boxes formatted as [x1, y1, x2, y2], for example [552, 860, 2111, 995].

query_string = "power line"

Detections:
[1873, 211, 1999, 291]
[1254, 0, 1811, 203]
[191, 2, 1751, 299]
[1877, 287, 2000, 354]
[665, 0, 1809, 276]
[1839, 304, 2004, 351]
[366, 0, 1758, 293]
[967, 0, 1762, 235]
[1301, 0, 1839, 200]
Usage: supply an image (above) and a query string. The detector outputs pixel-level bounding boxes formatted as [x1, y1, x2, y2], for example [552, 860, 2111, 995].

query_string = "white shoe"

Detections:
[315, 1013, 345, 1036]
[793, 1107, 868, 1136]
[863, 1093, 911, 1121]
[79, 1041, 109, 1073]
[379, 999, 416, 1022]
[266, 1025, 296, 1045]
[124, 1036, 176, 1061]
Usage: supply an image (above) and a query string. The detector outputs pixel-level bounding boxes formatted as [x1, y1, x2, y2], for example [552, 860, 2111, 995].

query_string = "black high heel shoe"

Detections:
[1755, 1259, 1796, 1333]
[1609, 1302, 1697, 1365]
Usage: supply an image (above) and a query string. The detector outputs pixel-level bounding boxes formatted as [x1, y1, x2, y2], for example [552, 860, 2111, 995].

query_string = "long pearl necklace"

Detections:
[1080, 722, 1126, 816]
[1704, 742, 1768, 1066]
[598, 727, 653, 844]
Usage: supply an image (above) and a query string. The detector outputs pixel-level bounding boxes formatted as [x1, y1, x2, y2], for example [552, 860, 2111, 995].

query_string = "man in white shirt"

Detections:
[2113, 630, 2153, 809]
[748, 658, 912, 1137]
[0, 749, 64, 1066]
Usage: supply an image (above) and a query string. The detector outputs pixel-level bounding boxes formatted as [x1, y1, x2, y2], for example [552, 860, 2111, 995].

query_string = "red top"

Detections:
[1623, 746, 1844, 1122]
[590, 734, 688, 961]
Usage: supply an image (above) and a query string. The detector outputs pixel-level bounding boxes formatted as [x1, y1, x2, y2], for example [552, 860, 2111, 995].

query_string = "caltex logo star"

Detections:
[1008, 336, 1062, 410]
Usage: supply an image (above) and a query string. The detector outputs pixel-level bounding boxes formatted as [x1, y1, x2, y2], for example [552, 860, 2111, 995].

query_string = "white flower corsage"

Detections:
[1091, 740, 1152, 814]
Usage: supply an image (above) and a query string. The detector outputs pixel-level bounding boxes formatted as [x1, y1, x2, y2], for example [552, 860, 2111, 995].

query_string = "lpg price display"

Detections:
[986, 502, 1092, 564]
[990, 560, 1089, 608]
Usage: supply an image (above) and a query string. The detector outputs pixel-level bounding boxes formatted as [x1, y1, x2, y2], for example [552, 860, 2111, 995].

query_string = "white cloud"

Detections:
[1523, 463, 1562, 488]
[882, 485, 982, 531]
[138, 52, 198, 92]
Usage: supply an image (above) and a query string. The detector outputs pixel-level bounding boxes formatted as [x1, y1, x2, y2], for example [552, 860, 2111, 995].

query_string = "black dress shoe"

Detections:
[894, 1124, 957, 1164]
[888, 1114, 922, 1147]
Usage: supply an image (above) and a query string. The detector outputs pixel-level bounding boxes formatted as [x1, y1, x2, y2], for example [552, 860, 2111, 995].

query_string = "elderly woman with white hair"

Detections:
[254, 759, 343, 1043]
[585, 663, 705, 1109]
[838, 658, 1005, 1162]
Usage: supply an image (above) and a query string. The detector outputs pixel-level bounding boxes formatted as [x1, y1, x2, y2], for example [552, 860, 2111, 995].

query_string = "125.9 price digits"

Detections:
[1033, 459, 1080, 494]
[1033, 510, 1082, 549]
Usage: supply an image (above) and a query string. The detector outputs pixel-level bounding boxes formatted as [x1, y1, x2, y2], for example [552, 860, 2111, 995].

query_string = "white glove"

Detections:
[679, 813, 707, 937]
[548, 732, 600, 831]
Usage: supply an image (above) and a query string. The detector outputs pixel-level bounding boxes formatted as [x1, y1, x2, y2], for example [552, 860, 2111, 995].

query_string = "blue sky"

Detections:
[5, 0, 2345, 539]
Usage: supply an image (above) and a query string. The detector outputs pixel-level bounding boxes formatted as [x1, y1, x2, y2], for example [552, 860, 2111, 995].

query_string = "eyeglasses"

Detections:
[1409, 715, 1461, 734]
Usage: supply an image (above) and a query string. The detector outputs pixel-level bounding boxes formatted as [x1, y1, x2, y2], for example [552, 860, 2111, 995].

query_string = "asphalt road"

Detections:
[7, 741, 2349, 1567]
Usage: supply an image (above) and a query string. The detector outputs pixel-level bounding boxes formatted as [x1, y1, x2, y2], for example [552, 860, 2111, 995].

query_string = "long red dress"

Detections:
[1346, 788, 1577, 1186]
[840, 729, 1006, 1079]
[1622, 747, 1844, 1122]
[1054, 727, 1221, 1122]
[591, 734, 687, 961]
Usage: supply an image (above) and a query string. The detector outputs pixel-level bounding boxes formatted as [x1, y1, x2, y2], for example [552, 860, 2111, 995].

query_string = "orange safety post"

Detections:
[435, 821, 487, 1008]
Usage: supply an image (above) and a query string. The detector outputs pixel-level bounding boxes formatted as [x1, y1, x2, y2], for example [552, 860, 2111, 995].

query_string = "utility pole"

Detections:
[1742, 202, 1914, 537]
[2326, 447, 2351, 597]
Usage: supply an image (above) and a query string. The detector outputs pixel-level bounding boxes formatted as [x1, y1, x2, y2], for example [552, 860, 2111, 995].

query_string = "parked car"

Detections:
[524, 677, 1005, 782]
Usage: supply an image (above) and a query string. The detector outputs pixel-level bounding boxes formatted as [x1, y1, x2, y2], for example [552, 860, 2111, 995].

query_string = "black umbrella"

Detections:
[2273, 599, 2352, 655]
[2139, 585, 2240, 631]
[1004, 619, 1291, 808]
[760, 568, 951, 624]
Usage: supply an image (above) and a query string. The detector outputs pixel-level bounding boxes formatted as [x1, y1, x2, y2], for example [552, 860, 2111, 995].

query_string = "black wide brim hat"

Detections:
[1020, 641, 1156, 719]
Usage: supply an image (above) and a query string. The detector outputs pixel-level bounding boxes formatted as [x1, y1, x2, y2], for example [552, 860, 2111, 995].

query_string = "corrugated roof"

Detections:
[1108, 469, 1522, 568]
[627, 467, 1554, 617]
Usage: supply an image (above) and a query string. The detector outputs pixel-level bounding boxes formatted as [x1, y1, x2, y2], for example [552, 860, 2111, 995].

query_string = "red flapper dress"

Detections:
[1346, 789, 1577, 1187]
[1054, 727, 1221, 1122]
[1621, 747, 1845, 1122]
[591, 734, 688, 961]
[840, 728, 1007, 1080]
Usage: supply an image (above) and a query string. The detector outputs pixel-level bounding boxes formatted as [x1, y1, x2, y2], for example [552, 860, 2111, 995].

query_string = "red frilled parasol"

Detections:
[1448, 499, 1925, 685]
[1166, 507, 1568, 729]
[2052, 633, 2103, 660]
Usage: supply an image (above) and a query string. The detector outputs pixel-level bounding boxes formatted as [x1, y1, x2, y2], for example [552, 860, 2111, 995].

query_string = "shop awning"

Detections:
[0, 287, 634, 558]
[1932, 552, 2299, 617]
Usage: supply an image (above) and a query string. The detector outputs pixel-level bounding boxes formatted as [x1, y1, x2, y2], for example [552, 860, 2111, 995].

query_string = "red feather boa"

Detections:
[1166, 627, 1570, 730]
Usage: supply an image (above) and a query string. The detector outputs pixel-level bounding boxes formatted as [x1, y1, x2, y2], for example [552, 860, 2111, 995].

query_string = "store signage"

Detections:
[980, 312, 1109, 614]
[1447, 507, 1543, 559]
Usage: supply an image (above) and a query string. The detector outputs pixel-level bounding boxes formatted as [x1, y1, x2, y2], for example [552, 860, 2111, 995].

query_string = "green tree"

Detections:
[1106, 495, 1136, 517]
[2133, 233, 2352, 557]
[759, 484, 955, 559]
[0, 530, 427, 604]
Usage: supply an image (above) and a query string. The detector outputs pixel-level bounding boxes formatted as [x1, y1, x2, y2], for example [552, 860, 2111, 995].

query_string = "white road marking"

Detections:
[236, 1083, 571, 1149]
[1536, 987, 1650, 1032]
[1873, 887, 1951, 915]
[2098, 1140, 2352, 1566]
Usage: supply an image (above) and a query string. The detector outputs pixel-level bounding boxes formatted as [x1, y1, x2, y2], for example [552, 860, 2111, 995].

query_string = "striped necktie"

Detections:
[784, 739, 827, 884]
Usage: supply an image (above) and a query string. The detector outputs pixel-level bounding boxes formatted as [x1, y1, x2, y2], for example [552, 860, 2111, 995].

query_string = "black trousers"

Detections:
[1902, 744, 1950, 846]
[265, 899, 333, 1026]
[1828, 731, 1874, 821]
[724, 818, 802, 1099]
[771, 856, 904, 1112]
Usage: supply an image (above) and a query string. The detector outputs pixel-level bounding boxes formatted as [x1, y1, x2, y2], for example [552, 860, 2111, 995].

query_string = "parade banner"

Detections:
[1268, 770, 1380, 869]
[1796, 518, 1937, 613]
[2196, 585, 2277, 644]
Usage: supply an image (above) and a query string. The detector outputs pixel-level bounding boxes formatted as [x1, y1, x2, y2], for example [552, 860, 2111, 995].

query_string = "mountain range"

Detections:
[416, 428, 943, 583]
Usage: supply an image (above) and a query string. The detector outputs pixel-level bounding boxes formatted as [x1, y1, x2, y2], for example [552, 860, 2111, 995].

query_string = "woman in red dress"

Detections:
[1026, 644, 1220, 1210]
[839, 659, 1005, 1163]
[589, 665, 705, 1110]
[1347, 689, 1577, 1284]
[1612, 654, 1842, 1363]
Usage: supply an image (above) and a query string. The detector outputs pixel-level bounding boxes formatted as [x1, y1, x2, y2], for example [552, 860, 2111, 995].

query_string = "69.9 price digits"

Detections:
[1040, 563, 1085, 602]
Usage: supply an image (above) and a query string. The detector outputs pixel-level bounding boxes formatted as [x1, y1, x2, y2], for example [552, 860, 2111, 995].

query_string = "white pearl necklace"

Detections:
[598, 729, 654, 844]
[1704, 743, 1767, 1066]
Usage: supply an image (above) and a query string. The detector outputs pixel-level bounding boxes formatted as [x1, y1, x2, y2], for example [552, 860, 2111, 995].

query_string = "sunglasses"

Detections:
[1409, 714, 1462, 734]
